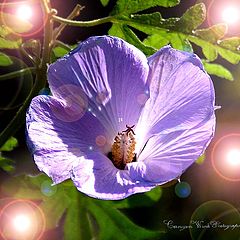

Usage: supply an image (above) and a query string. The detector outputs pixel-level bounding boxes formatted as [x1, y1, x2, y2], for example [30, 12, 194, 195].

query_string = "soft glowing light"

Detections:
[16, 5, 33, 20]
[12, 214, 31, 232]
[227, 149, 240, 166]
[222, 6, 240, 24]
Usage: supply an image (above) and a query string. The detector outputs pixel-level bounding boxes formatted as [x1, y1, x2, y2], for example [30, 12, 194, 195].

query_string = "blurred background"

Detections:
[0, 0, 240, 239]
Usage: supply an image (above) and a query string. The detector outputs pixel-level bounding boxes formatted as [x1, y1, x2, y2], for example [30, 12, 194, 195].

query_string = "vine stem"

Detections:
[53, 4, 84, 40]
[0, 0, 53, 147]
[52, 15, 116, 27]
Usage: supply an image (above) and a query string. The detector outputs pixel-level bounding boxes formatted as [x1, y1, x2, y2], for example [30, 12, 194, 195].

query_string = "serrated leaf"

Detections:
[219, 37, 240, 51]
[195, 24, 227, 43]
[173, 3, 206, 33]
[0, 12, 32, 33]
[169, 33, 193, 51]
[100, 0, 110, 6]
[109, 24, 156, 55]
[0, 137, 18, 151]
[202, 45, 218, 61]
[112, 0, 180, 15]
[189, 36, 240, 64]
[144, 34, 169, 49]
[0, 52, 12, 66]
[203, 61, 234, 81]
[129, 13, 179, 33]
[217, 48, 240, 64]
[2, 174, 164, 239]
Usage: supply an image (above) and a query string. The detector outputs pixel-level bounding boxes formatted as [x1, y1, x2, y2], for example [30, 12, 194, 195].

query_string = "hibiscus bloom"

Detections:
[26, 36, 216, 200]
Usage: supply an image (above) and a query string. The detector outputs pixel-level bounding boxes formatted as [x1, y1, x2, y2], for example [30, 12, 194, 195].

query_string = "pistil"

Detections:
[111, 125, 136, 169]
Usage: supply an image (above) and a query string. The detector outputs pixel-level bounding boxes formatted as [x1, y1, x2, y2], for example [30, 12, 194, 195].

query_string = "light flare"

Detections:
[222, 6, 240, 24]
[16, 5, 33, 20]
[227, 149, 240, 166]
[12, 214, 31, 233]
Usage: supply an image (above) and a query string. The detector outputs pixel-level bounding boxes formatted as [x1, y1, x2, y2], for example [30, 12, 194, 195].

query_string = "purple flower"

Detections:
[26, 36, 216, 200]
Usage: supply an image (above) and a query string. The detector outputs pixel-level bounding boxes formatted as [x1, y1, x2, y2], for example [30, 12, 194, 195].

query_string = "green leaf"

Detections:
[203, 61, 234, 81]
[88, 200, 163, 240]
[100, 0, 110, 7]
[109, 187, 162, 209]
[144, 34, 169, 49]
[109, 24, 156, 55]
[173, 3, 206, 33]
[201, 45, 217, 61]
[169, 33, 193, 51]
[0, 12, 32, 33]
[112, 0, 180, 15]
[219, 37, 240, 51]
[189, 36, 240, 64]
[129, 13, 179, 33]
[109, 2, 240, 67]
[2, 174, 164, 239]
[0, 156, 15, 172]
[194, 24, 227, 43]
[0, 37, 22, 49]
[53, 46, 70, 58]
[0, 137, 18, 151]
[0, 52, 12, 66]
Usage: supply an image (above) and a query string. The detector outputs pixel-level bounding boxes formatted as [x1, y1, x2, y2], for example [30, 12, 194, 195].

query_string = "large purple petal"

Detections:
[26, 95, 110, 184]
[71, 152, 156, 200]
[133, 46, 215, 182]
[48, 36, 149, 136]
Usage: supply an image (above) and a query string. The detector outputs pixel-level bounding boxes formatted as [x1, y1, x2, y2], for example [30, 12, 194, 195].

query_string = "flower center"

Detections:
[111, 125, 136, 169]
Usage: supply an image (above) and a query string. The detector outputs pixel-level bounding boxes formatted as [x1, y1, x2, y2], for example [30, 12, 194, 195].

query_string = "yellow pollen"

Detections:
[111, 125, 136, 169]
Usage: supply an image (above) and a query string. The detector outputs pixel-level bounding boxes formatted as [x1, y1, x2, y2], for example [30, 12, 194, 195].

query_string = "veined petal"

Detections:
[48, 36, 149, 137]
[26, 95, 110, 184]
[134, 46, 215, 182]
[71, 152, 155, 200]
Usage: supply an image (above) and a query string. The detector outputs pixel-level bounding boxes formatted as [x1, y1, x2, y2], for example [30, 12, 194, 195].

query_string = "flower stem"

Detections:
[52, 15, 116, 27]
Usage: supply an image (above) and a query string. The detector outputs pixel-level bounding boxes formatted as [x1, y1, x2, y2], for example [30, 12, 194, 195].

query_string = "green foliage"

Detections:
[108, 2, 240, 79]
[173, 3, 206, 33]
[0, 52, 12, 66]
[203, 61, 234, 81]
[53, 46, 70, 58]
[0, 137, 18, 151]
[0, 26, 22, 49]
[112, 0, 180, 15]
[2, 174, 164, 240]
[0, 156, 15, 172]
[100, 0, 110, 7]
[109, 24, 156, 55]
[0, 137, 18, 172]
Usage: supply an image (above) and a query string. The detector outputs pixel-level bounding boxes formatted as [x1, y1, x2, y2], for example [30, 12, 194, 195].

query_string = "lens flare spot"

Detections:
[16, 5, 33, 20]
[175, 182, 191, 198]
[41, 180, 57, 197]
[12, 214, 31, 232]
[211, 133, 240, 181]
[96, 135, 107, 147]
[227, 149, 240, 166]
[190, 200, 240, 240]
[222, 6, 240, 24]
